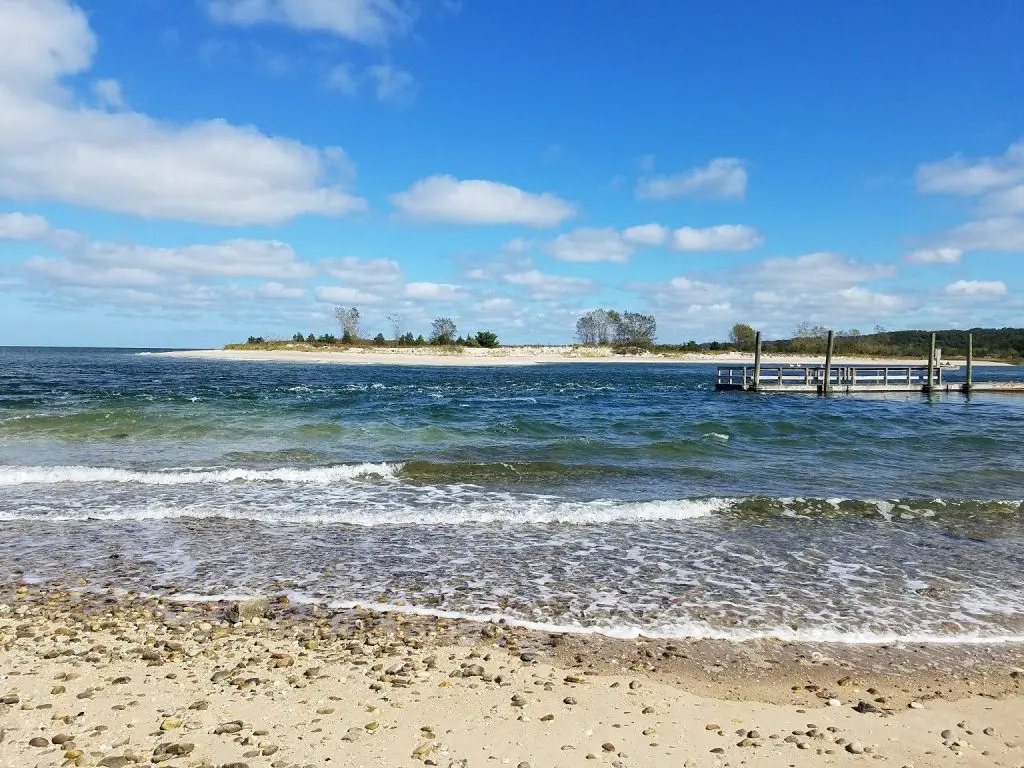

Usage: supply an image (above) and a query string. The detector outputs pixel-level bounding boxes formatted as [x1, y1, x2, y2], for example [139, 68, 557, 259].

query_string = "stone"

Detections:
[520, 651, 537, 662]
[540, 714, 555, 722]
[909, 701, 924, 709]
[214, 721, 244, 735]
[29, 736, 49, 747]
[161, 717, 182, 731]
[226, 597, 269, 622]
[563, 697, 577, 705]
[98, 758, 131, 768]
[602, 742, 615, 752]
[463, 664, 485, 677]
[847, 742, 865, 754]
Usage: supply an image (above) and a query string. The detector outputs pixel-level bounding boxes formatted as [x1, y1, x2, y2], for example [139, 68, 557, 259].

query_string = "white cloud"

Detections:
[672, 224, 763, 252]
[749, 252, 897, 290]
[905, 247, 963, 264]
[25, 257, 163, 287]
[82, 239, 314, 280]
[314, 285, 383, 304]
[622, 223, 669, 246]
[207, 0, 412, 44]
[0, 0, 366, 226]
[835, 286, 900, 311]
[321, 256, 403, 288]
[547, 227, 633, 263]
[982, 184, 1024, 215]
[502, 269, 596, 296]
[916, 141, 1024, 196]
[258, 282, 305, 299]
[944, 217, 1024, 252]
[636, 158, 748, 200]
[473, 296, 517, 313]
[325, 63, 360, 94]
[92, 78, 126, 110]
[0, 212, 50, 240]
[404, 282, 466, 301]
[946, 279, 1007, 297]
[391, 175, 576, 227]
[367, 63, 416, 103]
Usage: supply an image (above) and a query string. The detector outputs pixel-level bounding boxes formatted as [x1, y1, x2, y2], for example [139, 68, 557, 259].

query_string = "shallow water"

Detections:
[1, 346, 1023, 642]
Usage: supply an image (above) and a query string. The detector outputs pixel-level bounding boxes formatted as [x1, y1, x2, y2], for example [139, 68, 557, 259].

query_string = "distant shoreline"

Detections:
[152, 347, 1013, 367]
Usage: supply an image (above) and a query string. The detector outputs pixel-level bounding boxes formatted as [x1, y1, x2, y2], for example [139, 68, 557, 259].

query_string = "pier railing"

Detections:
[716, 364, 942, 391]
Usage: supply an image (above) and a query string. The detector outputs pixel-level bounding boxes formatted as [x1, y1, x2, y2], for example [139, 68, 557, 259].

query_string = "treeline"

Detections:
[575, 309, 658, 350]
[767, 327, 1024, 359]
[240, 307, 500, 349]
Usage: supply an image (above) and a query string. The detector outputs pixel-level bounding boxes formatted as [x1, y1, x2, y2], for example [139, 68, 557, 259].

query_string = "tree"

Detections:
[385, 313, 404, 342]
[475, 330, 499, 348]
[430, 317, 457, 345]
[373, 332, 386, 346]
[575, 309, 614, 345]
[292, 332, 305, 343]
[612, 311, 657, 348]
[729, 323, 757, 352]
[305, 333, 316, 343]
[334, 306, 360, 340]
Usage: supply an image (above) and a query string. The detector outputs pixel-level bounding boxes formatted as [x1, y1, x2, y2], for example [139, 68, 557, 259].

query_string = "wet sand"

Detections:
[2, 583, 1022, 767]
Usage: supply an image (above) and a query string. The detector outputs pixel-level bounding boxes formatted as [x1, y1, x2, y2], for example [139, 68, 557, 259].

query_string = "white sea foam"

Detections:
[160, 593, 1024, 645]
[0, 463, 401, 486]
[0, 495, 727, 525]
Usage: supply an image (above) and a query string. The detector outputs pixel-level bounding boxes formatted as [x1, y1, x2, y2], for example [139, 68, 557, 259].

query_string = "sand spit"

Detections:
[152, 347, 1012, 368]
[2, 585, 1022, 768]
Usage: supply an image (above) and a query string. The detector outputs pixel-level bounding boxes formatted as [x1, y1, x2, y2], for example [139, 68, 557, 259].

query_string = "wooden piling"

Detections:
[926, 332, 936, 393]
[751, 331, 762, 392]
[965, 332, 974, 393]
[822, 330, 835, 395]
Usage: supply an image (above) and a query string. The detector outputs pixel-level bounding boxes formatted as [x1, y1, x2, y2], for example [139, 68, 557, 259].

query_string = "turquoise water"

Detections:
[1, 346, 1023, 641]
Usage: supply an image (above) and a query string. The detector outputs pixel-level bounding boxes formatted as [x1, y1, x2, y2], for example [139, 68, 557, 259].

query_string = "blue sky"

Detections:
[0, 0, 1022, 347]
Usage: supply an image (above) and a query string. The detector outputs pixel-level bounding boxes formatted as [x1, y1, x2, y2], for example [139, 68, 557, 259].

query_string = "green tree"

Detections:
[728, 323, 757, 352]
[373, 332, 386, 346]
[475, 330, 500, 348]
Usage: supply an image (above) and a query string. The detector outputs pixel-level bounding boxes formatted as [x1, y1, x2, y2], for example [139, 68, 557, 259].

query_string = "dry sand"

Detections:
[2, 586, 1022, 768]
[152, 347, 1012, 368]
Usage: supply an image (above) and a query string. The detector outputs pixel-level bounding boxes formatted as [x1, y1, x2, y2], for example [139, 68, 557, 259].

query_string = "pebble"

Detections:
[909, 701, 924, 709]
[846, 742, 865, 754]
[601, 742, 615, 752]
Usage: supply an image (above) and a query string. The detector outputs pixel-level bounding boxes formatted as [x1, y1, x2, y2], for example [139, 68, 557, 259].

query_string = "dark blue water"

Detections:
[1, 346, 1023, 642]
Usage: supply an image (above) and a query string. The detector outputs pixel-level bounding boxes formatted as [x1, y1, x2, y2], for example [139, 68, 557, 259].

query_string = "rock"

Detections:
[854, 700, 882, 714]
[98, 758, 131, 768]
[520, 651, 537, 662]
[846, 742, 865, 754]
[827, 698, 842, 707]
[909, 701, 924, 709]
[463, 664, 485, 677]
[563, 697, 577, 705]
[29, 736, 49, 747]
[51, 733, 72, 745]
[941, 729, 953, 740]
[540, 714, 555, 722]
[161, 717, 182, 731]
[511, 694, 527, 707]
[705, 723, 721, 731]
[214, 721, 244, 735]
[226, 597, 269, 622]
[602, 742, 615, 752]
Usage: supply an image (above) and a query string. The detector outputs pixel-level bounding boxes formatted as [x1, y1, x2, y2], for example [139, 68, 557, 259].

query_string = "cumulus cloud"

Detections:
[0, 212, 50, 240]
[502, 268, 596, 296]
[945, 279, 1007, 297]
[622, 223, 669, 246]
[905, 247, 963, 264]
[207, 0, 413, 44]
[391, 175, 576, 227]
[0, 0, 366, 226]
[636, 158, 748, 200]
[321, 256, 403, 288]
[367, 63, 417, 103]
[915, 141, 1024, 197]
[943, 217, 1024, 252]
[314, 285, 383, 304]
[404, 282, 466, 301]
[748, 252, 897, 291]
[546, 228, 633, 263]
[92, 78, 126, 109]
[672, 224, 763, 252]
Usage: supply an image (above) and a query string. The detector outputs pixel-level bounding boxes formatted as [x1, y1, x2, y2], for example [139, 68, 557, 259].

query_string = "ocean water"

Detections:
[1, 346, 1023, 643]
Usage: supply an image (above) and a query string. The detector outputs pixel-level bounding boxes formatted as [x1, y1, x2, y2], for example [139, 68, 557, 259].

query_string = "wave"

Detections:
[161, 594, 1024, 645]
[0, 463, 401, 486]
[0, 496, 726, 525]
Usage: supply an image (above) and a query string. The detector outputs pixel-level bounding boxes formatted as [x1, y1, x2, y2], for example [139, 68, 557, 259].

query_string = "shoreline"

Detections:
[152, 347, 1014, 367]
[2, 585, 1022, 767]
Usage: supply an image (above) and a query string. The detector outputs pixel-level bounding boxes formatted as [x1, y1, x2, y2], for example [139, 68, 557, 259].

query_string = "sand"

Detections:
[153, 347, 1012, 368]
[2, 586, 1022, 768]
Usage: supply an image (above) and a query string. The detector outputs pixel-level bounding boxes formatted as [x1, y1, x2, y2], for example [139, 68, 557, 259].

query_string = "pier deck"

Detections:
[716, 363, 1024, 394]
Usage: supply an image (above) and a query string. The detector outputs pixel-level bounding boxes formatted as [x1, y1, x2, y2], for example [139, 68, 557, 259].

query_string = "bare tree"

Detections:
[384, 313, 404, 342]
[430, 317, 457, 345]
[334, 306, 361, 341]
[575, 309, 614, 345]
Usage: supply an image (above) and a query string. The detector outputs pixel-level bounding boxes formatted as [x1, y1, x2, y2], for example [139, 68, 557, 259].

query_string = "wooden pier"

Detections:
[716, 330, 1024, 395]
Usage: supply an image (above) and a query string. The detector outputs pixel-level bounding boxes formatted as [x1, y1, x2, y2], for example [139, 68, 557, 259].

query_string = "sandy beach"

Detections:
[153, 347, 1012, 367]
[1, 585, 1022, 768]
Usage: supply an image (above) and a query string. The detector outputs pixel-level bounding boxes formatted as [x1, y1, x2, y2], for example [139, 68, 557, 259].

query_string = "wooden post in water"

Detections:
[751, 331, 762, 392]
[926, 332, 936, 393]
[822, 330, 835, 395]
[965, 332, 974, 393]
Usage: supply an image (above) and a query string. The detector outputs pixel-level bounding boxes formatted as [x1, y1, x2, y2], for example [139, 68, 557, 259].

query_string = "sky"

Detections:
[0, 0, 1022, 348]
